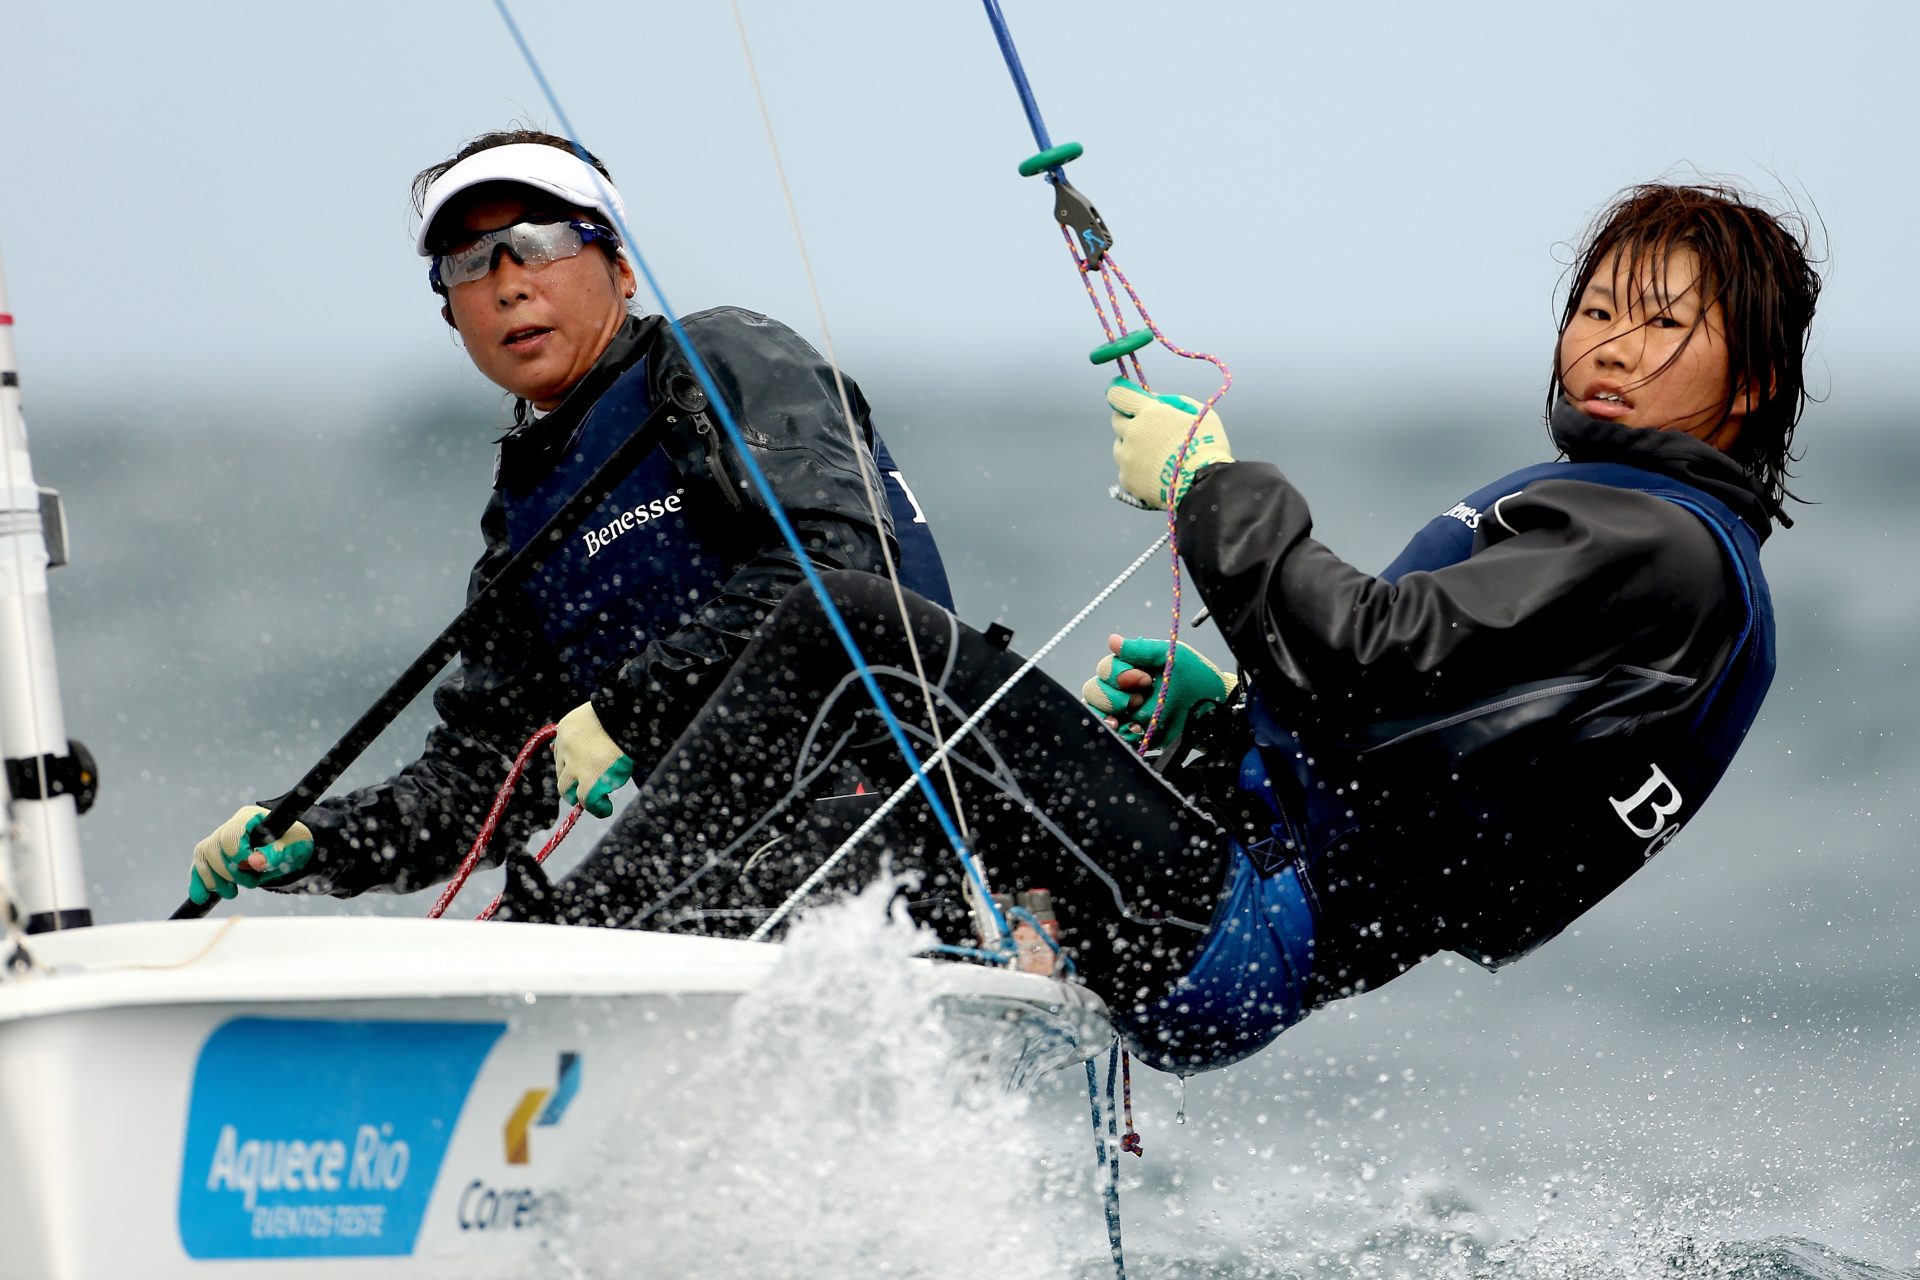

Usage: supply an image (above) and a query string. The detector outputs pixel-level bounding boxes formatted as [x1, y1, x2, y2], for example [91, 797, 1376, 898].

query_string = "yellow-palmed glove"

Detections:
[553, 701, 635, 819]
[189, 806, 315, 905]
[1107, 377, 1235, 511]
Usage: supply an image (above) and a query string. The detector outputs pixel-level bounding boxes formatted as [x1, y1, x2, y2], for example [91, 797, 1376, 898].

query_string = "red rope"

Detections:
[426, 723, 586, 921]
[1120, 1048, 1143, 1156]
[476, 806, 583, 922]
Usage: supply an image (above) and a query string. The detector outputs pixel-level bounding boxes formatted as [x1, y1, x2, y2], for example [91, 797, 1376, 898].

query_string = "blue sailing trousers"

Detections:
[1129, 853, 1317, 1075]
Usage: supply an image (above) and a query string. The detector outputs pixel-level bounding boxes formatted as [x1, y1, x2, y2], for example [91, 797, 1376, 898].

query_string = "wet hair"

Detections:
[1550, 182, 1823, 517]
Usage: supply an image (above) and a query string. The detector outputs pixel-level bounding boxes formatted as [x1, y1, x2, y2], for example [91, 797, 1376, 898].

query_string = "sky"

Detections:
[1, 0, 1914, 425]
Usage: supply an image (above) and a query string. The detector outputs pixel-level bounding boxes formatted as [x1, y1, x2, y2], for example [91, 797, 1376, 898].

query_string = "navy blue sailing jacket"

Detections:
[499, 354, 952, 699]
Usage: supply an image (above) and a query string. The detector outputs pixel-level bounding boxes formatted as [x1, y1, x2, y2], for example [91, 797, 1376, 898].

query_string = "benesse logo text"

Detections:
[584, 491, 685, 557]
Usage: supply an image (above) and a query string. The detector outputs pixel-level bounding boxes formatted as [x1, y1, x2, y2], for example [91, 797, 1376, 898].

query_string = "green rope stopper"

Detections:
[1018, 142, 1084, 178]
[1089, 330, 1154, 365]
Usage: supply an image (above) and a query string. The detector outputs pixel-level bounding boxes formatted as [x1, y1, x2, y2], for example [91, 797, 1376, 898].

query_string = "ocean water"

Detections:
[17, 373, 1920, 1277]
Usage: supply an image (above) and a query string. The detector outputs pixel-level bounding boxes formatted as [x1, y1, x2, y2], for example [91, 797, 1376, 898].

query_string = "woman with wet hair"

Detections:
[512, 181, 1820, 1077]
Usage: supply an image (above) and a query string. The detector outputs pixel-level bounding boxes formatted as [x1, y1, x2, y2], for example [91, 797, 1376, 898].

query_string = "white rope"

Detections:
[725, 5, 977, 851]
[750, 532, 1169, 942]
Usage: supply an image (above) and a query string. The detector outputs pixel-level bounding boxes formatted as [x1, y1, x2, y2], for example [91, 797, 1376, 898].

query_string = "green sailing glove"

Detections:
[189, 806, 315, 905]
[1106, 377, 1235, 511]
[554, 701, 635, 819]
[1082, 634, 1239, 745]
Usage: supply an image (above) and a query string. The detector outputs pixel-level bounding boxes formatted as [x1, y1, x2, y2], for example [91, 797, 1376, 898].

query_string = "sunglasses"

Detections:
[429, 218, 620, 289]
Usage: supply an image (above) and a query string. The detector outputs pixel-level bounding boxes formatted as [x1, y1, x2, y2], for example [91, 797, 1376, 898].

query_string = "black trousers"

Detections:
[541, 571, 1237, 1020]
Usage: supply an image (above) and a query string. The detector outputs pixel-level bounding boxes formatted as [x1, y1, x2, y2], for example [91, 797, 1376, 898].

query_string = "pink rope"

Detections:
[1066, 227, 1122, 346]
[1103, 272, 1150, 387]
[1059, 236, 1232, 753]
[1061, 230, 1147, 386]
[427, 722, 587, 921]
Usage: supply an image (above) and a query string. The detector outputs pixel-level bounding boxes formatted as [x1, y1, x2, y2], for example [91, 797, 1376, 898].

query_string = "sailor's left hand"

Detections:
[189, 806, 315, 905]
[554, 702, 635, 819]
[1082, 633, 1238, 745]
[1107, 377, 1234, 511]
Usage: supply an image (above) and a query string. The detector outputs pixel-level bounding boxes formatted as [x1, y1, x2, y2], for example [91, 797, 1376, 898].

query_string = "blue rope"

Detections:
[918, 909, 1077, 973]
[1007, 905, 1075, 975]
[489, 0, 1003, 927]
[1084, 1044, 1129, 1278]
[979, 0, 1055, 154]
[920, 941, 1016, 964]
[1104, 1040, 1126, 1267]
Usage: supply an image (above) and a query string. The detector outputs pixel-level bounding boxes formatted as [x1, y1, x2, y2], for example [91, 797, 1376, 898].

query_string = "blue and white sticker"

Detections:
[178, 1017, 504, 1259]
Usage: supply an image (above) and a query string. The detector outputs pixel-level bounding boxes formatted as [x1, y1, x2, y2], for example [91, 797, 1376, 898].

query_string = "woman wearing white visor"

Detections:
[187, 130, 952, 907]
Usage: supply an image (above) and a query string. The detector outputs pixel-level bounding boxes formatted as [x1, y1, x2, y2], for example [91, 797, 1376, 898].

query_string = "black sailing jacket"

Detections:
[1177, 403, 1778, 998]
[272, 308, 945, 897]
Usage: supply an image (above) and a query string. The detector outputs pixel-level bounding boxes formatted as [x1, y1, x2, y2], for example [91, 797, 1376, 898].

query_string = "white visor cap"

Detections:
[415, 142, 628, 256]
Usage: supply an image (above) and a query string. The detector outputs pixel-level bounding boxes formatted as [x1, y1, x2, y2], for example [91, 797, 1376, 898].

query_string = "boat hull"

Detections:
[0, 916, 1108, 1278]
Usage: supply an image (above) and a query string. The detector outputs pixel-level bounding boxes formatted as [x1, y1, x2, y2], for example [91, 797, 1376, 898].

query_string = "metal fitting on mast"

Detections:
[0, 248, 92, 933]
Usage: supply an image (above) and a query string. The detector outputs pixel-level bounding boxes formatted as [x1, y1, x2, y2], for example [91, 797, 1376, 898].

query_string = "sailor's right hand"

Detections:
[189, 806, 316, 905]
[1107, 377, 1234, 511]
[1082, 634, 1239, 745]
[553, 702, 635, 820]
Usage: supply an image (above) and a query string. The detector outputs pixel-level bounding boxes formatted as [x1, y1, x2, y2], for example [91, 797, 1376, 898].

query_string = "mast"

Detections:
[0, 246, 90, 932]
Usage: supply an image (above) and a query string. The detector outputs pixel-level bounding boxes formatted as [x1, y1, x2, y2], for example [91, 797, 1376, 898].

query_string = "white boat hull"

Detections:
[0, 916, 1109, 1278]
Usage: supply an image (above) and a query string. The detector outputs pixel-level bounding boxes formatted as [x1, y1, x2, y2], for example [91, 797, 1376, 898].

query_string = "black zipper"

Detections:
[693, 412, 744, 510]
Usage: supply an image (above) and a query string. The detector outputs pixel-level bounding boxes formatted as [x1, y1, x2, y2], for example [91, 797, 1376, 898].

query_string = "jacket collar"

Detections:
[495, 315, 656, 479]
[1549, 400, 1777, 542]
